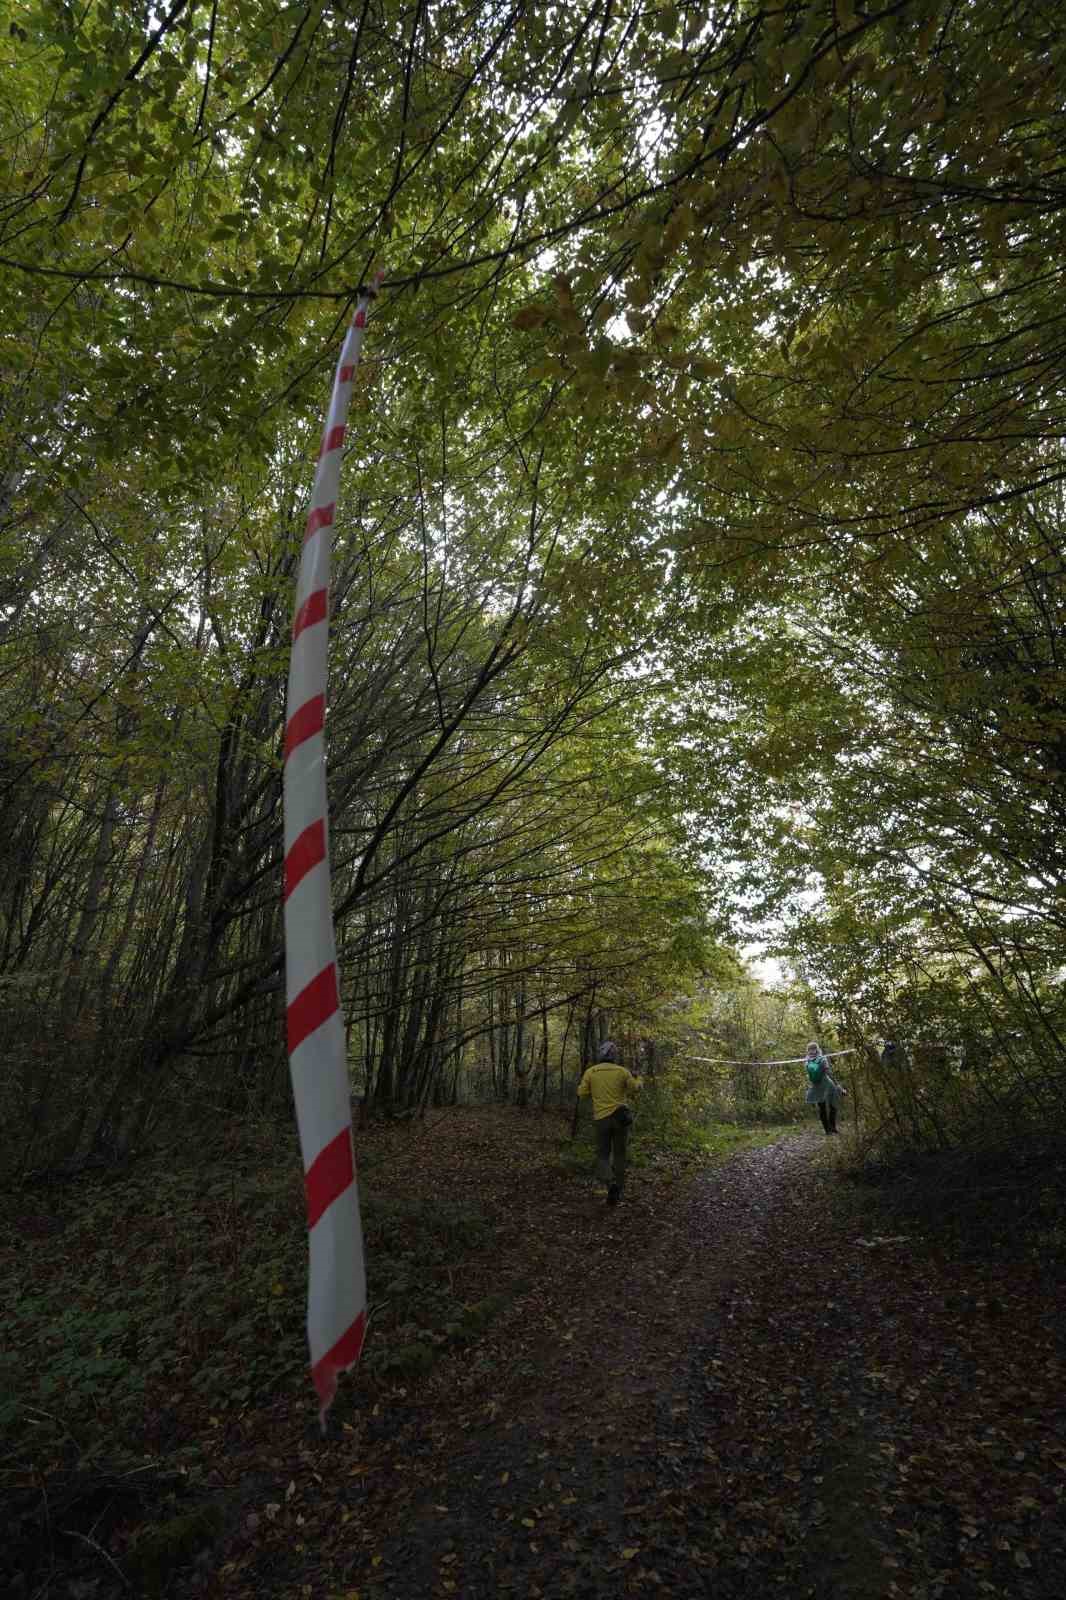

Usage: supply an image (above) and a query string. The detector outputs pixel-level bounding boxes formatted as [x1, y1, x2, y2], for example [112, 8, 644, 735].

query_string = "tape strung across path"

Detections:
[683, 1049, 861, 1067]
[684, 1041, 960, 1067]
[283, 278, 381, 1423]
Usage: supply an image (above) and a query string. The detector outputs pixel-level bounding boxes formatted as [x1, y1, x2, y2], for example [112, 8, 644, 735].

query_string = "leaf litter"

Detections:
[3, 1109, 1065, 1598]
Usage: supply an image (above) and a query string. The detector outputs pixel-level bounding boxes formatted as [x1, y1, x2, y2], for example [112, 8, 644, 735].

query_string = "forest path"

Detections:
[220, 1124, 1065, 1600]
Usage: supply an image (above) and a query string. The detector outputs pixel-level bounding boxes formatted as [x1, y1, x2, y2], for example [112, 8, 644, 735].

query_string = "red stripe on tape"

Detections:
[353, 310, 366, 329]
[292, 587, 327, 641]
[312, 1309, 367, 1412]
[338, 364, 355, 382]
[319, 424, 346, 458]
[304, 502, 335, 542]
[287, 962, 339, 1055]
[305, 1126, 354, 1229]
[284, 693, 325, 762]
[284, 818, 326, 901]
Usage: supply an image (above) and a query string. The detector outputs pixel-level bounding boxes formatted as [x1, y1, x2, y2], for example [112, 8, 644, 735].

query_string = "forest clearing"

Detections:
[3, 0, 1066, 1594]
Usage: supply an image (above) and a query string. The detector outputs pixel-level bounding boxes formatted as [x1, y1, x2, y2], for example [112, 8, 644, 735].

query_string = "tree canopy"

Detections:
[3, 0, 1065, 1163]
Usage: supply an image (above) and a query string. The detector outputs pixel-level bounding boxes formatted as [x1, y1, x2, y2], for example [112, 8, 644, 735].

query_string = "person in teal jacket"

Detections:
[805, 1040, 844, 1134]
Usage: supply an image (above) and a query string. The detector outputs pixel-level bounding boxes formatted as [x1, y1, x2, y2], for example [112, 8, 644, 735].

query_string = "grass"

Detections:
[558, 1109, 798, 1176]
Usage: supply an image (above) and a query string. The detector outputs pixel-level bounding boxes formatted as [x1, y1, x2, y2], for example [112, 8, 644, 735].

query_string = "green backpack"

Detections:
[806, 1056, 826, 1085]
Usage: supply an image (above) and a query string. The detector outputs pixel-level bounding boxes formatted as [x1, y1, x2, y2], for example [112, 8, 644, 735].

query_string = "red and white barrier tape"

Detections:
[283, 278, 381, 1423]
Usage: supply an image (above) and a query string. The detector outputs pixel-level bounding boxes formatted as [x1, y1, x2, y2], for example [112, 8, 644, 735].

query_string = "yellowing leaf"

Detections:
[512, 305, 549, 331]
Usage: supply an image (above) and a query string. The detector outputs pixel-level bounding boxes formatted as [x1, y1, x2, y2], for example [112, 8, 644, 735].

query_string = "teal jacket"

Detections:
[804, 1055, 843, 1106]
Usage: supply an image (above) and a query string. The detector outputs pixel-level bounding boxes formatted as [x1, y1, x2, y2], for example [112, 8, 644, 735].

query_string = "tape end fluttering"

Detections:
[313, 1308, 368, 1431]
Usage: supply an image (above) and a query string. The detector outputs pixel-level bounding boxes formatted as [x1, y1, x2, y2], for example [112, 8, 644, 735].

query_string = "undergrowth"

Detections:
[1, 1107, 801, 1596]
[826, 1123, 1066, 1269]
[560, 1108, 796, 1175]
[0, 1149, 496, 1464]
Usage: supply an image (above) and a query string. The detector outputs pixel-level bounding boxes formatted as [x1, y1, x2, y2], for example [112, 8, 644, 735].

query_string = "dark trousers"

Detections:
[594, 1108, 630, 1189]
[817, 1101, 838, 1134]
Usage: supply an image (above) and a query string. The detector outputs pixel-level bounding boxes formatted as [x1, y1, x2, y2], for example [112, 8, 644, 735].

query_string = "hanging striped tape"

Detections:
[283, 278, 381, 1423]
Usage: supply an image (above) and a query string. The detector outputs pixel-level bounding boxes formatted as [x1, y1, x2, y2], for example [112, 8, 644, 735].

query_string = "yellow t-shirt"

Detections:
[577, 1063, 642, 1121]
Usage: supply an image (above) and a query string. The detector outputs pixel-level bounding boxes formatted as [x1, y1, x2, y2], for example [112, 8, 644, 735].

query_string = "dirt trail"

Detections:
[371, 1137, 818, 1599]
[225, 1130, 1066, 1600]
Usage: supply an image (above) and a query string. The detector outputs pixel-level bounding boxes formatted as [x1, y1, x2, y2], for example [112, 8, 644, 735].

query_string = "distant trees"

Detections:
[3, 2, 1065, 1166]
[0, 419, 719, 1171]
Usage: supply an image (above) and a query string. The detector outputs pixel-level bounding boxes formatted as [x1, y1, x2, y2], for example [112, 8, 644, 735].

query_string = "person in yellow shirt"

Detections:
[577, 1040, 642, 1205]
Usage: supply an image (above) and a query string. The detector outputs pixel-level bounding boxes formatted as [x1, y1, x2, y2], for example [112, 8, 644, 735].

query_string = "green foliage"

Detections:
[636, 1074, 799, 1152]
[564, 1099, 794, 1177]
[1, 1300, 148, 1426]
[125, 1504, 225, 1598]
[0, 1155, 499, 1458]
[2, 0, 1064, 1181]
[362, 1195, 502, 1376]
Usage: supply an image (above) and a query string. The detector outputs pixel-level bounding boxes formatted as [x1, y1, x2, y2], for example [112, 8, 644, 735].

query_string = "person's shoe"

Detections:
[607, 1183, 621, 1205]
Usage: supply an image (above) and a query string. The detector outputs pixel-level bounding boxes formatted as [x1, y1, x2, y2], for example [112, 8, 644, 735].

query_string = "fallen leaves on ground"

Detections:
[4, 1109, 1065, 1598]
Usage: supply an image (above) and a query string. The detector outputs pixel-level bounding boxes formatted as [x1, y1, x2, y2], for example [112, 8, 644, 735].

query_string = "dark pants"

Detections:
[817, 1101, 838, 1134]
[595, 1108, 630, 1189]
